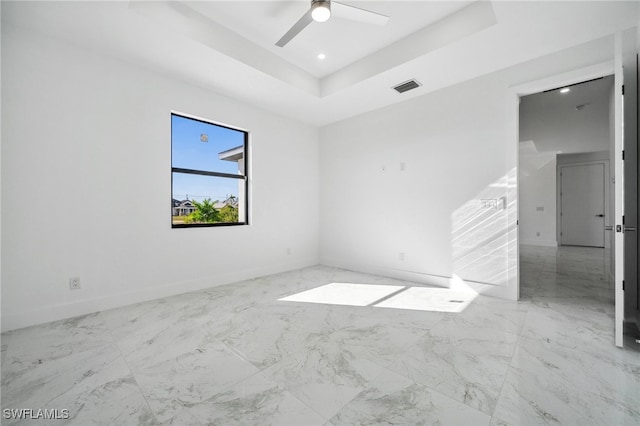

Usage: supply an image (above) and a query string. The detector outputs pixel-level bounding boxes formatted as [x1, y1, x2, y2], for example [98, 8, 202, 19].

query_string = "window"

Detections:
[171, 113, 248, 227]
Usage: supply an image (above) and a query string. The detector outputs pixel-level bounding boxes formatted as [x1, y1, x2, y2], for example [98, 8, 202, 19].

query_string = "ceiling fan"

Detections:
[276, 0, 389, 47]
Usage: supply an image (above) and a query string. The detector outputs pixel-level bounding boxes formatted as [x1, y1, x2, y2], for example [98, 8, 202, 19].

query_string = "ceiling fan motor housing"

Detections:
[276, 0, 387, 47]
[311, 0, 332, 22]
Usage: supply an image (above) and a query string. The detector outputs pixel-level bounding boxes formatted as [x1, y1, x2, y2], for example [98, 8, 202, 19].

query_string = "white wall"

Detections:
[1, 26, 320, 331]
[518, 83, 611, 247]
[319, 36, 618, 300]
[320, 71, 518, 297]
[518, 154, 558, 246]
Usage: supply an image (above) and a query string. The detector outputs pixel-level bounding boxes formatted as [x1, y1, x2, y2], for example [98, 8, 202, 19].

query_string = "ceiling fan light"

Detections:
[311, 1, 331, 22]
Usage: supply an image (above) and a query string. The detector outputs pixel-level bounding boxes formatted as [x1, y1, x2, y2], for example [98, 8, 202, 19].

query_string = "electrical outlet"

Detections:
[481, 198, 507, 210]
[480, 199, 497, 209]
[69, 277, 81, 290]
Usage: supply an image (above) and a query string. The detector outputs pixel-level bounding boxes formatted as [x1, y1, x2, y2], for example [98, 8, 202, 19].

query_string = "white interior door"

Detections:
[613, 28, 639, 347]
[560, 164, 605, 247]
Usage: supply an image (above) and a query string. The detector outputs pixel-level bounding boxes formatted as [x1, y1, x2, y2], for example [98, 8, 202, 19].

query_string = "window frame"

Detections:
[171, 112, 249, 228]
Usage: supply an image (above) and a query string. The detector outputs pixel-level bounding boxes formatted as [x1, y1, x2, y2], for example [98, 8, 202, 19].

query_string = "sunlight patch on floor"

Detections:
[278, 283, 404, 307]
[279, 282, 477, 313]
[374, 287, 476, 313]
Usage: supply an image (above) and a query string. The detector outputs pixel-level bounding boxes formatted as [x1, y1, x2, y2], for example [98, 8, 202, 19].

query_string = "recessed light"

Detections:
[560, 87, 570, 94]
[317, 53, 326, 60]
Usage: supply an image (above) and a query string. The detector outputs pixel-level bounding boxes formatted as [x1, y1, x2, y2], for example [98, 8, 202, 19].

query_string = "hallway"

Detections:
[519, 244, 614, 304]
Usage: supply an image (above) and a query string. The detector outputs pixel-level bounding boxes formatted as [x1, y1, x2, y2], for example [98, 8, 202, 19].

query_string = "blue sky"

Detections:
[172, 114, 245, 202]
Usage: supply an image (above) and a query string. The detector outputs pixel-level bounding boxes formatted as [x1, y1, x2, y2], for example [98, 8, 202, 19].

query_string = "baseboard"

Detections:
[519, 239, 558, 247]
[1, 256, 318, 332]
[320, 257, 517, 301]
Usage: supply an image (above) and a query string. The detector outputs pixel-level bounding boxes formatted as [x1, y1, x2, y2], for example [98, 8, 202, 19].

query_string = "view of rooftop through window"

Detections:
[171, 113, 248, 227]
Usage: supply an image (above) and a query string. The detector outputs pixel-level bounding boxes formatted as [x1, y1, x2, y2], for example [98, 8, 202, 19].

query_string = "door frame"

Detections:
[619, 29, 639, 338]
[557, 160, 609, 248]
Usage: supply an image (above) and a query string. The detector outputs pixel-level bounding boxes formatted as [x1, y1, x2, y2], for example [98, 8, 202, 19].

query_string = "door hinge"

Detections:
[622, 84, 625, 95]
[623, 280, 625, 291]
[560, 212, 563, 216]
[623, 215, 625, 225]
[622, 150, 625, 160]
[560, 232, 563, 236]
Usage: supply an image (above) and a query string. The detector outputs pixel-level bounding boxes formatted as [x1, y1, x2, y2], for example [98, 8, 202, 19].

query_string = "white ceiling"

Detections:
[2, 1, 639, 126]
[185, 1, 473, 78]
[521, 75, 615, 114]
[520, 75, 615, 156]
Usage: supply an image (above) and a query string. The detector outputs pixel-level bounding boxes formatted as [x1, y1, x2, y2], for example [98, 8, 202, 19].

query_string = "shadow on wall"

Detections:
[451, 168, 518, 289]
[519, 140, 561, 177]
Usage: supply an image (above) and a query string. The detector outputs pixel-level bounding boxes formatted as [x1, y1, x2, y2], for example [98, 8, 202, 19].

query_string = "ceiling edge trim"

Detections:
[319, 0, 498, 98]
[129, 0, 320, 97]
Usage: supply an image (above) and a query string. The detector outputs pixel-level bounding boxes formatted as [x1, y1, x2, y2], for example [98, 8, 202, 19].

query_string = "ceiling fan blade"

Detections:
[276, 9, 314, 47]
[332, 1, 389, 26]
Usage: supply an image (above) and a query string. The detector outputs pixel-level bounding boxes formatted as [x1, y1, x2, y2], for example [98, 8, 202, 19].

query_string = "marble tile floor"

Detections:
[1, 245, 639, 425]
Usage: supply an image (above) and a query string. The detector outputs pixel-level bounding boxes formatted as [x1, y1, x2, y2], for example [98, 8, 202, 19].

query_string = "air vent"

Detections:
[392, 79, 421, 94]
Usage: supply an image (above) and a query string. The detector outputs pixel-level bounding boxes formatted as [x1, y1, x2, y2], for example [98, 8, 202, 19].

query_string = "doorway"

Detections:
[514, 31, 639, 348]
[517, 75, 616, 313]
[559, 162, 606, 247]
[518, 75, 614, 252]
